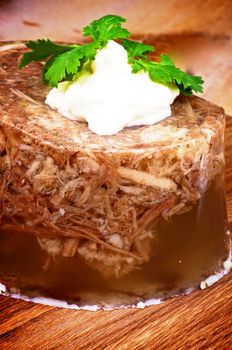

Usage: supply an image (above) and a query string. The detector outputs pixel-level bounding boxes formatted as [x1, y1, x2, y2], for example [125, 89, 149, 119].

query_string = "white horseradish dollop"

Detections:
[45, 40, 179, 135]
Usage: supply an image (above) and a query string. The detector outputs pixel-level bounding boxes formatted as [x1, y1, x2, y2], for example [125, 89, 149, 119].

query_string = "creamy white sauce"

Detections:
[45, 40, 179, 135]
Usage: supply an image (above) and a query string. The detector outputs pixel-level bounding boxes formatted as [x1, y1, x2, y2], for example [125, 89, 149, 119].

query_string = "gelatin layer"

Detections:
[0, 174, 230, 308]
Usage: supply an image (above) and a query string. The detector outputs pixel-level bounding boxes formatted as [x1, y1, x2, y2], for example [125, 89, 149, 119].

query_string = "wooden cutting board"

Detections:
[0, 109, 232, 350]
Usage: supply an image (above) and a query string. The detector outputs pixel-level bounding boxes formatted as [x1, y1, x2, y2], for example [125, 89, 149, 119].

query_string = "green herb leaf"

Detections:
[83, 15, 130, 44]
[127, 53, 203, 95]
[149, 55, 204, 95]
[121, 39, 154, 61]
[18, 14, 204, 94]
[44, 42, 98, 87]
[18, 39, 73, 68]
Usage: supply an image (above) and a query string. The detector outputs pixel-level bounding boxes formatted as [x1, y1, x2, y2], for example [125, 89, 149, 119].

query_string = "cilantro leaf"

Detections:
[121, 39, 154, 61]
[127, 53, 203, 95]
[18, 14, 204, 94]
[18, 39, 73, 68]
[121, 40, 203, 95]
[147, 54, 204, 95]
[44, 42, 98, 86]
[83, 15, 130, 44]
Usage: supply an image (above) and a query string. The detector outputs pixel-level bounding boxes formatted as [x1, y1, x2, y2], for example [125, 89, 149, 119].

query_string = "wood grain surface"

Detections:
[1, 0, 232, 40]
[1, 1, 232, 349]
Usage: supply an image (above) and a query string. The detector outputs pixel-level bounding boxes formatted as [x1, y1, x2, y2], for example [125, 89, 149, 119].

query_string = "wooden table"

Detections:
[1, 2, 232, 348]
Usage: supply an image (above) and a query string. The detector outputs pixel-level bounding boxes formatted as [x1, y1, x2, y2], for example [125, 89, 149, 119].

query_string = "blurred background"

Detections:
[1, 0, 232, 114]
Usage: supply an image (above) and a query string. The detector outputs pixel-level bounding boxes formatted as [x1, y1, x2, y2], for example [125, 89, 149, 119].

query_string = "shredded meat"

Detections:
[0, 43, 225, 277]
[0, 127, 224, 276]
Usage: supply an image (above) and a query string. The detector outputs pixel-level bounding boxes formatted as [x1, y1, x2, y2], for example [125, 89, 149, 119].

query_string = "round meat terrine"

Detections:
[0, 43, 231, 308]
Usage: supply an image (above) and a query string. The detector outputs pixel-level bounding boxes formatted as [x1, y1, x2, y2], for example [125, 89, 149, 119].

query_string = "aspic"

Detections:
[0, 15, 230, 309]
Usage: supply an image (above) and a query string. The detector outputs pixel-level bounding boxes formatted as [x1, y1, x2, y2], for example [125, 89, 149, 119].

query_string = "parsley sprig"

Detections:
[83, 15, 130, 44]
[19, 15, 203, 94]
[121, 39, 203, 95]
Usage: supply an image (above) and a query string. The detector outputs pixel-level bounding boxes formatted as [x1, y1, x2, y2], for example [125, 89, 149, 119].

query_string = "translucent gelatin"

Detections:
[0, 173, 230, 308]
